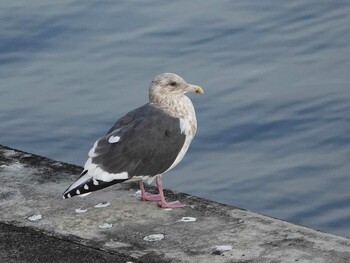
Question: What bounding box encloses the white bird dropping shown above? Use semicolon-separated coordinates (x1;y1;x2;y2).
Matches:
98;223;113;229
143;234;165;242
132;190;141;199
75;208;87;213
27;214;42;221
178;217;197;222
94;202;110;208
215;245;233;252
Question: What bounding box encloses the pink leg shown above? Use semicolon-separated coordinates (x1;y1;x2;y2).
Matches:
139;180;161;202
156;176;185;208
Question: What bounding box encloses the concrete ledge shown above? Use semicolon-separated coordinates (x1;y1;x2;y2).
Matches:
1;144;350;263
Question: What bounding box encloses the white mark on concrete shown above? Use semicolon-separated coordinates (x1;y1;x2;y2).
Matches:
214;245;233;252
143;234;165;242
98;223;113;229
1;162;23;171
108;135;120;143
3;149;17;157
27;214;42;221
75;208;87;213
178;217;196;222
132;190;141;199
95;202;110;208
129;251;148;258
164;208;173;211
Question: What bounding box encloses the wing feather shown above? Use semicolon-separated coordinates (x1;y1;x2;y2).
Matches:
90;103;186;177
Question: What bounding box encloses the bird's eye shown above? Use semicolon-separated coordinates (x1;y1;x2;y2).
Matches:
169;81;177;86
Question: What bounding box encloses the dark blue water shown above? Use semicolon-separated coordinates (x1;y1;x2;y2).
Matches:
1;1;350;238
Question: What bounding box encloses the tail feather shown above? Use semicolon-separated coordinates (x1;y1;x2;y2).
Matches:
62;170;128;199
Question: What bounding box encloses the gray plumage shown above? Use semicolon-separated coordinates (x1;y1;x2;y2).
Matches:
63;73;203;200
94;104;186;176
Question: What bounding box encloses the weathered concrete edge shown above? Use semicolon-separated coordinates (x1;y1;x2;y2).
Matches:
1;144;350;263
0;145;145;262
0;144;344;238
0;144;247;263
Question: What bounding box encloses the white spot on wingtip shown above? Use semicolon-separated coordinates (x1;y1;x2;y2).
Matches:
62;195;66;199
95;202;110;208
98;223;113;229
84;184;89;190
108;135;120;143
75;208;87;213
178;217;196;222
67;193;71;198
27;214;42;221
143;234;165;242
93;179;99;185
76;189;80;195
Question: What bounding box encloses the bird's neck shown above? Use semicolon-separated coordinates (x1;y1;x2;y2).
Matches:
150;94;197;135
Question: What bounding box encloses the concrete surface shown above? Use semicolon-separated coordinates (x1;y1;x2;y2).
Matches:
1;144;350;263
0;222;137;263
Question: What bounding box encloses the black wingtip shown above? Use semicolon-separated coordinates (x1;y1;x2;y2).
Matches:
62;178;128;200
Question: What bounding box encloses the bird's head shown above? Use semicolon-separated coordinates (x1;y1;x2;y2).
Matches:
149;73;203;102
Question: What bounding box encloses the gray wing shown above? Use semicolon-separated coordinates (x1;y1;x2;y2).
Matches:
90;103;186;177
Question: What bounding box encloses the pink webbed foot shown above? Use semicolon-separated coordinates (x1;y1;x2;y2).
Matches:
139;177;186;209
141;192;161;202
158;200;186;208
139;179;161;202
155;176;186;209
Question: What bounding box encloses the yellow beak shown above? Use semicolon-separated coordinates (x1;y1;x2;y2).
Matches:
189;85;204;94
195;86;204;94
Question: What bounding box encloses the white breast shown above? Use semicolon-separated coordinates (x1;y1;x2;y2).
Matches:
166;96;197;172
